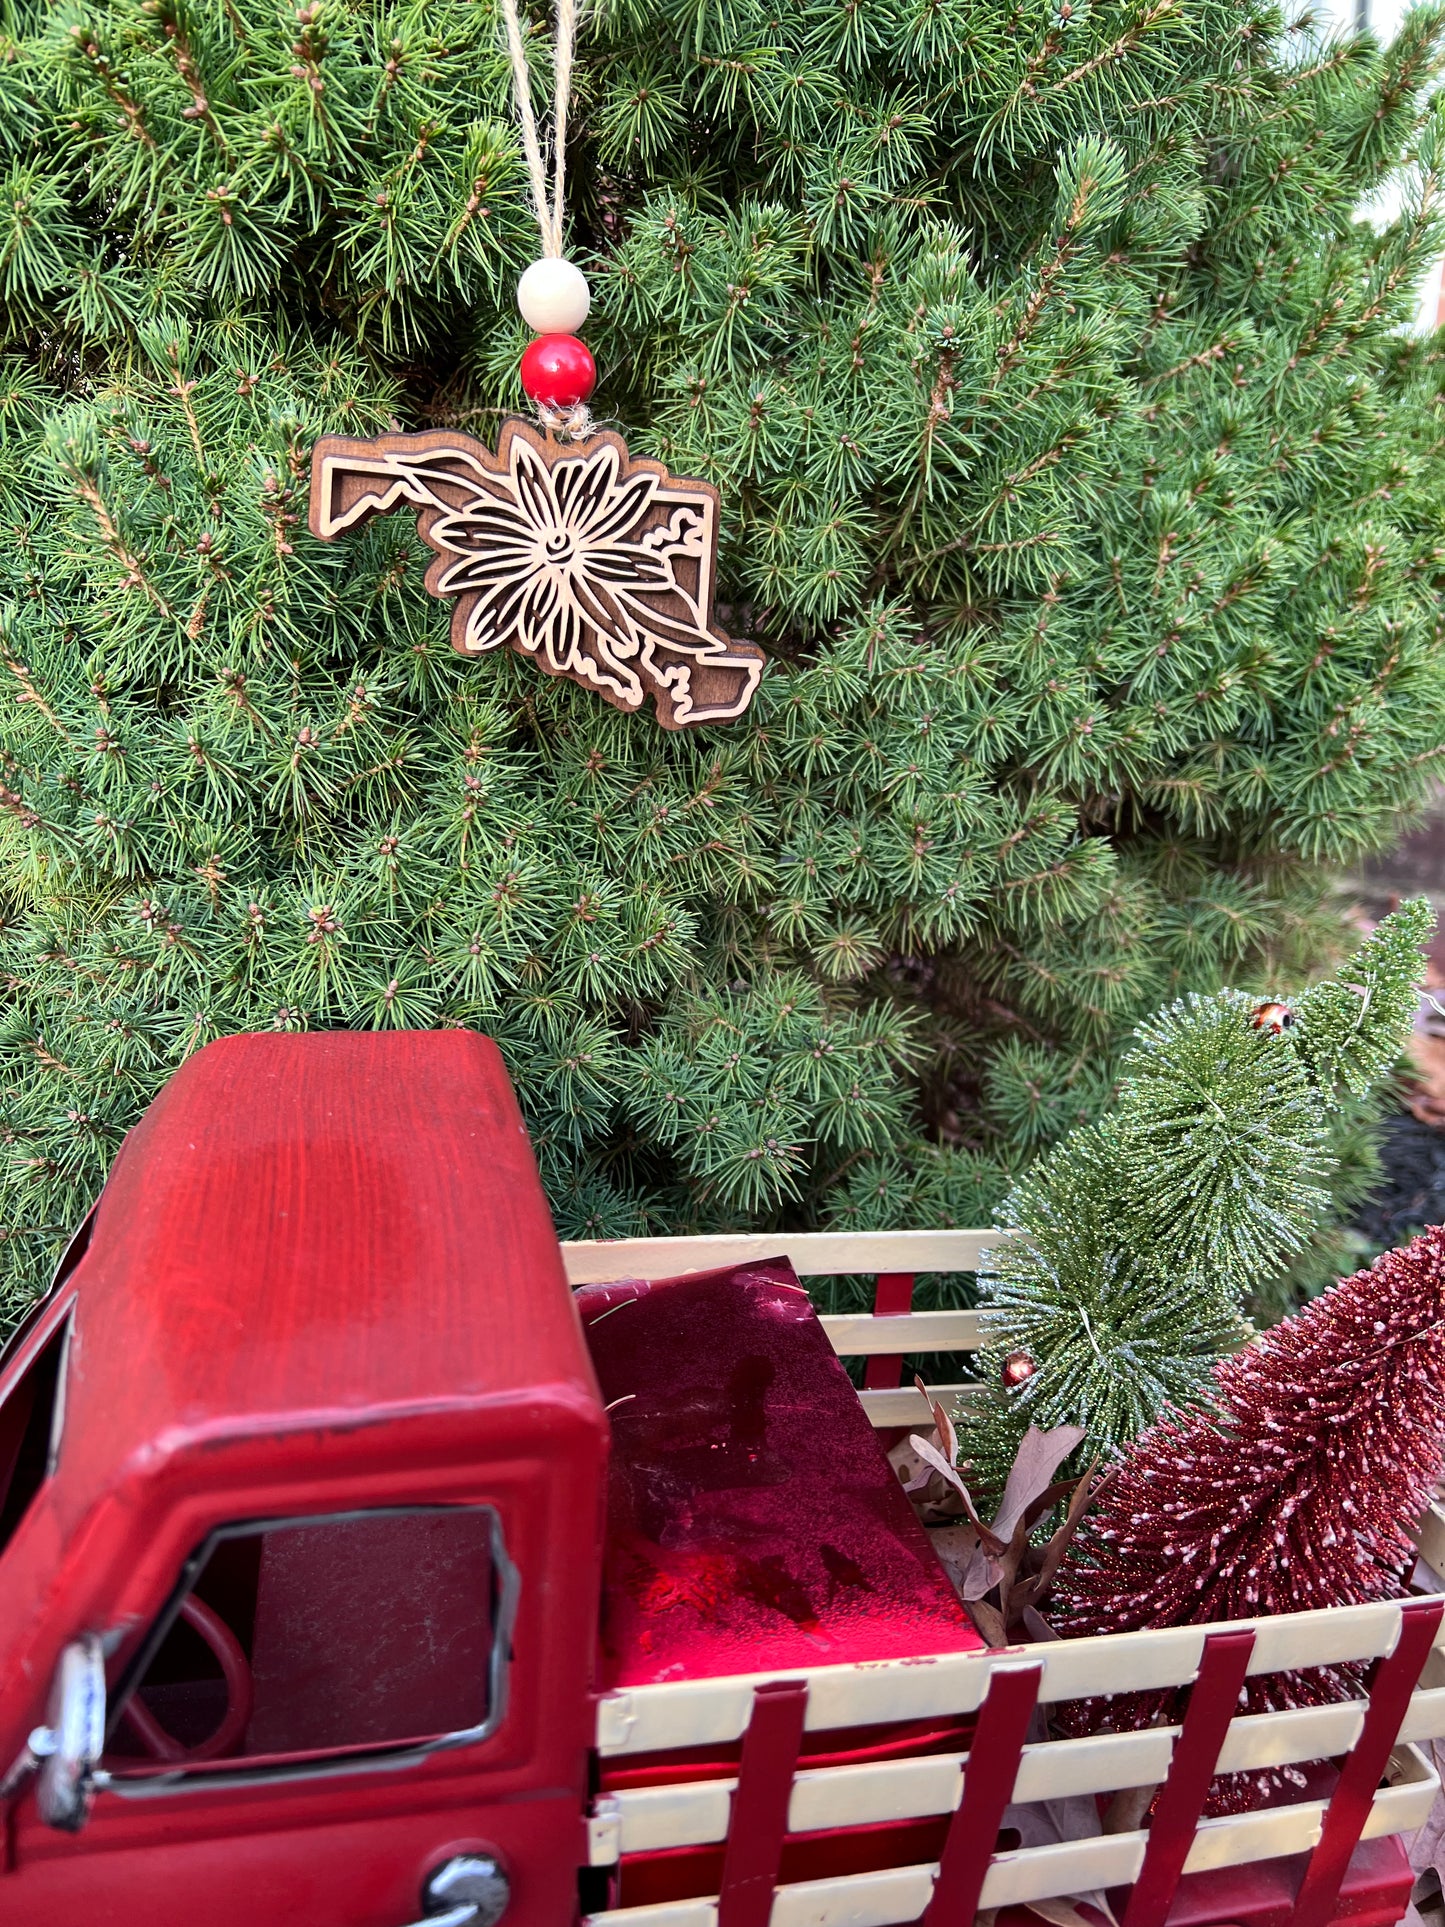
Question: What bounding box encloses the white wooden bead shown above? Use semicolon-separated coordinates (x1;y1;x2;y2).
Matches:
516;258;591;334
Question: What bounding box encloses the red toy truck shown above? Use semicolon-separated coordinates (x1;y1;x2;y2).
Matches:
2;1031;1444;1927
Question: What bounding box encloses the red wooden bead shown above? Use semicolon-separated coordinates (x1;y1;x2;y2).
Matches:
520;333;596;409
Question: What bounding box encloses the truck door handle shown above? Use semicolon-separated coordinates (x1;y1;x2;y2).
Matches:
404;1855;510;1927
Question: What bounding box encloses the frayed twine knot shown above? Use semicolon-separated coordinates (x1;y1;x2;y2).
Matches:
537;401;594;441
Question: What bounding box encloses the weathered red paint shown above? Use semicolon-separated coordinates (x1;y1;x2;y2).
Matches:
0;1031;608;1927
1121;1629;1257;1927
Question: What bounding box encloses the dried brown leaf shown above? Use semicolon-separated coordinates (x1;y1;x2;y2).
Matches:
1010;1463;1113;1623
929;1521;982;1597
994;1424;1088;1545
916;1373;959;1467
1103;1785;1158;1834
967;1596;1010;1647
910;1434;1006;1553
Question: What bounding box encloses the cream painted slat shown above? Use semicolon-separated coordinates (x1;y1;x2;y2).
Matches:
1181;1748;1436;1872
1240;1600;1406;1676
818;1310;984;1353
560;1228;1005;1284
1397;1684;1445;1741
984;1834;1147;1908
857;1382;979;1424
587;1906;714;1927
588;1695;1434;1861
583;1750;1438;1927
595;1600;1423;1757
979;1759;1445;1916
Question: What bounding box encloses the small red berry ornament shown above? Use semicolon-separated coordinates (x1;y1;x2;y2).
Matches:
520;333;596;411
1001;1349;1037;1388
1251;1000;1294;1034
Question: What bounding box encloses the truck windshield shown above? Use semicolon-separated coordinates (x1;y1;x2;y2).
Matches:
101;1504;516;1785
0;1314;71;1558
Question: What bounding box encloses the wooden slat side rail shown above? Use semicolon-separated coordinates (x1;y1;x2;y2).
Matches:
1119;1628;1256;1927
560;1228;1008;1284
820;1309;985;1354
588;1683;1428;1859
594;1598;1439;1757
582;1748;1439;1927
1292;1596;1445;1927
563;1230;997;1427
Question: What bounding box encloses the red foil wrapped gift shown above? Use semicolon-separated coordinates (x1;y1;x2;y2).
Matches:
579;1258;983;1691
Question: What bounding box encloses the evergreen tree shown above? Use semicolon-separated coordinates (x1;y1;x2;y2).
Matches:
1056;1219;1445;1809
962;900;1431;1485
4;0;1445;1325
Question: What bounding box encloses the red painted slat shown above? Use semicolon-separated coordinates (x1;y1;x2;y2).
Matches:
1122;1627;1256;1927
863;1272;916;1390
923;1662;1043;1927
716;1679;809;1927
1291;1595;1444;1927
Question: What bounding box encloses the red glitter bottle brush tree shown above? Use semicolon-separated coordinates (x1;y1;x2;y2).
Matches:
1054;1222;1445;1806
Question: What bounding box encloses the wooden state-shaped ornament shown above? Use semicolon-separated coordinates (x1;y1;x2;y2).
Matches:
308;421;765;730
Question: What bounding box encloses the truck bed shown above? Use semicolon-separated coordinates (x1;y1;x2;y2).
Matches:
563;1229;1445;1927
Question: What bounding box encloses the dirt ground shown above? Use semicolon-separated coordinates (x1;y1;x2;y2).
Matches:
1354;795;1445;979
1350;794;1445;1232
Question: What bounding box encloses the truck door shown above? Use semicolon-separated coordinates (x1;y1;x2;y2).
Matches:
6;1503;580;1927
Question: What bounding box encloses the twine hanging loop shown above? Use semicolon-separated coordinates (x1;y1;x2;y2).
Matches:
499;0;593;438
498;0;578;260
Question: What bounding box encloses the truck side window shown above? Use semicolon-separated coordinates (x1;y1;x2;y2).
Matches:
0;1315;71;1556
103;1506;514;1780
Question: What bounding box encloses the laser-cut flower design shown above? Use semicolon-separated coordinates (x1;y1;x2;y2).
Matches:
309;422;765;729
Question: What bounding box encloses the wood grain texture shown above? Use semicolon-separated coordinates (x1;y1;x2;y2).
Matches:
309;420;765;729
560;1227;1007;1282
